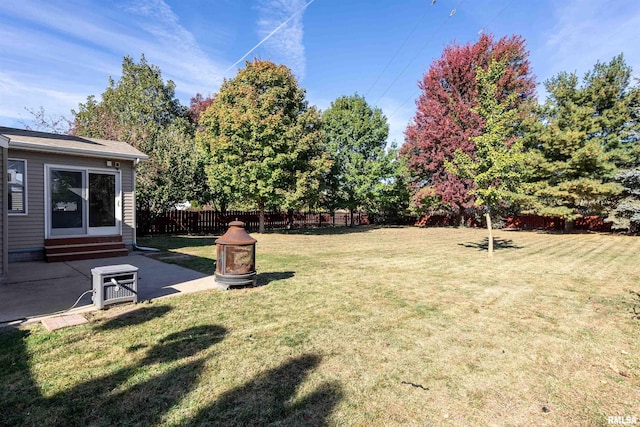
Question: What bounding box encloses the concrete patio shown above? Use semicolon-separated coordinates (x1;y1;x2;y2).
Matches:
0;253;224;325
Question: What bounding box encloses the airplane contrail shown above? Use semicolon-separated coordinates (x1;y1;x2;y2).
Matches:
224;0;316;74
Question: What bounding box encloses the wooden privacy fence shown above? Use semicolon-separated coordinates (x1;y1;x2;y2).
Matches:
137;210;369;235
503;215;612;232
413;214;613;232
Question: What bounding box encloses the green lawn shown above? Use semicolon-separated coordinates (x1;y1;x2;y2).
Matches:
2;227;639;426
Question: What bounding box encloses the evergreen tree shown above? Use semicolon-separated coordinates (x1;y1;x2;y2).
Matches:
586;55;640;232
608;169;640;233
607;104;640;232
582;55;639;162
522;55;638;231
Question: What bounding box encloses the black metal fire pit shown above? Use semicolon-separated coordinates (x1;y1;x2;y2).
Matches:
215;221;257;288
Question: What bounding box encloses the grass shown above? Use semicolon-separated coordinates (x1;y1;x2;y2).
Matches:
2;226;640;426
138;235;218;275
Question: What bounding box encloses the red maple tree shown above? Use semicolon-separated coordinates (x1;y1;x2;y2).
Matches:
188;93;215;125
400;33;535;224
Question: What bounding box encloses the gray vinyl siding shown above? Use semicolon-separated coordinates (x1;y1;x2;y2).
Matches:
121;160;135;245
0;147;6;277
7;149;136;253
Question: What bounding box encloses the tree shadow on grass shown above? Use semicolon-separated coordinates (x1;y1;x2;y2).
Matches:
0;324;227;426
183;354;343;427
48;324;227;426
0;328;39;426
256;271;295;287
459;237;523;251
94;305;173;331
1;326;343;427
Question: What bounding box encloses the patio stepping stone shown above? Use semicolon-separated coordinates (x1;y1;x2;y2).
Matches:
41;314;88;331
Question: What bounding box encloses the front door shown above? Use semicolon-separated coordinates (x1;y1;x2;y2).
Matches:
47;166;121;238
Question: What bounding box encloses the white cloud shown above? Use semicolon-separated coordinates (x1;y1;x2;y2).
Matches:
542;0;640;82
0;0;228;128
0;72;89;124
123;0;227;96
256;0;309;81
0;3;131;78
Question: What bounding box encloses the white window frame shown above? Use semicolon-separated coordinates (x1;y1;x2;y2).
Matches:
8;158;28;216
44;164;122;238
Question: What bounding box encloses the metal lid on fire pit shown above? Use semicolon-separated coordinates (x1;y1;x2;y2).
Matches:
216;221;257;245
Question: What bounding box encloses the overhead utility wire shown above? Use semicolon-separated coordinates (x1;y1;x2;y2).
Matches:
387;0;516;121
373;0;465;108
477;0;516;36
364;4;435;99
225;0;316;74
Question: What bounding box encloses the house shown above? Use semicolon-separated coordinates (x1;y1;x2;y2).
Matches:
0;127;148;282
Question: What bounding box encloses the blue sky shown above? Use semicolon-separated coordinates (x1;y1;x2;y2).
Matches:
1;0;639;145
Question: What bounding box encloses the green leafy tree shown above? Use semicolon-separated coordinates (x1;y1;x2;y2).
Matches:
136;122;210;211
72;55;210;211
321;94;395;223
522;55;636;231
197;59;330;233
368;150;412;224
401;34;535;225
448;59;527;256
73;55;186;148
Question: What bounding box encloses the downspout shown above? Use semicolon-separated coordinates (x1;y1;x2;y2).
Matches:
132;157;158;252
1;145;9;281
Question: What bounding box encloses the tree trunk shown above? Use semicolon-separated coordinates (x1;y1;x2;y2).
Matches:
350;208;355;227
486;212;494;258
564;218;575;233
259;202;265;234
457;205;465;228
287;209;294;229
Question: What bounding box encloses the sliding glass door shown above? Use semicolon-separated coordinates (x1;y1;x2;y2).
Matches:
50;169;85;235
47;166;121;237
88;172;119;235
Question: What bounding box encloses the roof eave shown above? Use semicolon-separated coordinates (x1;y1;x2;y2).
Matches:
8;141;149;162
